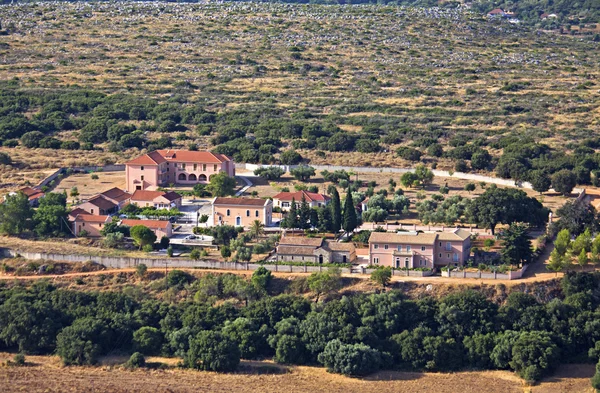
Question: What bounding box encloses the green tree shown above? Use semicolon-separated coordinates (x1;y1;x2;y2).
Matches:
464;183;476;194
317;339;382;377
571;228;592;256
251;266;272;293
33;192;69;237
222;317;268;359
414;164;434;187
249;220;264;240
547;249;564;277
207;172;236;197
499;224;533;266
467;187;549;235
591;359;600;392
133;327;163;355
126;352;146;368
254;166;285;180
185;331;240;372
307;268;342;302
220;246;232;259
0;192;33;235
209;225;238;246
330;188;342;233
529;170;551;194
283;198;298;229
69;186;79;199
342;188;357;234
509;331;560;383
130;225;157;249
298;195;311;229
190;248;201;261
371;267;392;289
577;249;589;271
136;263;148;279
280;149;302;165
290;165;316;181
471;149;491;170
401;172;419;188
554;228;571;256
551;169;577;196
56;318;104;365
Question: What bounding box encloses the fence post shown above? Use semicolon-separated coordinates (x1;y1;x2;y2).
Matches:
290;264;292;273
275;264;278;272
304;264;307;273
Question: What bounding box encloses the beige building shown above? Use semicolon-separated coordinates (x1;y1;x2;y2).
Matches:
99;187;132;209
368;229;471;269
124;150;235;192
276;236;357;264
71;214;110;237
211;197;273;227
76;195;118;216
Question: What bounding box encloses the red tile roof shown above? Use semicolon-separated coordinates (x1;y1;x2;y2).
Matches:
273;190;330;203
68;208;90;219
131;190;181;202
213;197;269;206
121;219;170;229
19;187;44;200
73;214;110;223
125;150;231;166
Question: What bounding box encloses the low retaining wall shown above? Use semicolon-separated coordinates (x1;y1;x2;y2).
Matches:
0;249;352;274
363;268;433;277
441;264;528;280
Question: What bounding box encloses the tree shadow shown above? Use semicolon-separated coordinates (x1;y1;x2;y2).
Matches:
362;370;424;381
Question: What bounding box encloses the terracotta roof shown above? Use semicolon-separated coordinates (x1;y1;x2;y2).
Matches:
125;150;231;166
436;228;472;241
100;187;132;202
131;190;181;202
279;236;324;247
74;214;110;223
85;195;117;211
325;240;356;252
19;187;44;200
273;190;331;203
68;208;90;218
277;245;318;256
121;219;170;229
213;197;269;206
369;231;438;245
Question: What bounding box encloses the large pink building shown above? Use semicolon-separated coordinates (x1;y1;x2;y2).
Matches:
368;229;471;269
211;197;273;227
125;150;235;192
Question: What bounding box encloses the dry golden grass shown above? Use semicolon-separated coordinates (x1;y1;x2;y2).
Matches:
53;171;126;203
0;352;594;393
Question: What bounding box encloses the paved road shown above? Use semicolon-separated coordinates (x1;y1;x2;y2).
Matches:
239;163;584;194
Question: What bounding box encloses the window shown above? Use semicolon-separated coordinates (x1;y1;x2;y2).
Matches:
453;253;459;262
397;245;402;251
246;210;250;217
141;175;144;181
406;245;411;252
226;209;230;216
374;244;379;249
421;246;426;251
91;209;94;215
82;223;85;226
439;242;442;247
447;254;450;258
446;242;452;251
214;164;218;171
255;210;259;217
182;163;186;170
203;164;207;171
141;166;144;170
282;202;290;208
439;253;442;258
420;259;424;266
384;244;389;250
374;257;379;264
193;164;197;171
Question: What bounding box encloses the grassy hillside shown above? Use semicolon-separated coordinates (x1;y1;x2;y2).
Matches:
0;2;598;189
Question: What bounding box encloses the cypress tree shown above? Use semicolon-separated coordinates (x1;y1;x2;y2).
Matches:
298;194;311;230
342;188;357;234
330;188;342;233
285;198;298;229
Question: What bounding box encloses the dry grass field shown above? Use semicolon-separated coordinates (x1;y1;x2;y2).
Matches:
53;170;126;202
0;353;594;393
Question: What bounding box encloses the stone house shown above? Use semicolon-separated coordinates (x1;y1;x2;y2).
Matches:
276;236;357;264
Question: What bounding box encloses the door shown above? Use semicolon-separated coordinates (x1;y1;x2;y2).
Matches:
405;258;409;268
395;257;400;268
319;255;323;264
342;255;347;263
236;216;241;226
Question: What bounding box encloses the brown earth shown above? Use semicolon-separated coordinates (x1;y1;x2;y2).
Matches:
0;353;594;393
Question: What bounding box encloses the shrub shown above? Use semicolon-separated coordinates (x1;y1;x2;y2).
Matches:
133;327;163;355
185;331;240;372
318;339;382;376
126;352;146;368
167;270;193;288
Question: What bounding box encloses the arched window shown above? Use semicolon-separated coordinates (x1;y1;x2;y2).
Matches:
226;209;230;216
246;210;250;217
255;210;259;217
178;173;187;181
141;166;144;171
199;174;207;182
188;174;197;181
